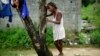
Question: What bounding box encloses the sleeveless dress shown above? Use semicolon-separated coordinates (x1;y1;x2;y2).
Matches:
53;10;65;41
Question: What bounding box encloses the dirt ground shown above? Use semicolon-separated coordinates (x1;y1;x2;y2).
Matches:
0;48;100;56
52;48;100;56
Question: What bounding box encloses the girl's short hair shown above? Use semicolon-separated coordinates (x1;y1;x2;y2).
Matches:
47;2;57;9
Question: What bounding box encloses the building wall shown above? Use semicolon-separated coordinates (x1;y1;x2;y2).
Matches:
0;0;81;32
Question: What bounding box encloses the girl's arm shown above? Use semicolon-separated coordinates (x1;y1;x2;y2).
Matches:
46;12;62;24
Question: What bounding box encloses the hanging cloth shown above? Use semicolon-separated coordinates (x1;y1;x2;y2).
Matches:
0;0;12;22
18;0;29;19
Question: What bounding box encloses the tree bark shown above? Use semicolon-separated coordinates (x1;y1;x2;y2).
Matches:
16;0;53;56
38;0;53;56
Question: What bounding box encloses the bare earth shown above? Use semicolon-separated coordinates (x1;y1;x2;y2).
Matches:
52;48;100;56
12;48;100;56
1;48;100;56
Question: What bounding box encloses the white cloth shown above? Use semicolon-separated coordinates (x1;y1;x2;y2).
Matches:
1;0;13;6
1;0;9;4
53;10;65;41
11;0;14;5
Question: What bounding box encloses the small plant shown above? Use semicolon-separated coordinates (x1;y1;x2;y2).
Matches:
90;29;100;46
0;27;32;49
79;33;87;44
46;26;53;46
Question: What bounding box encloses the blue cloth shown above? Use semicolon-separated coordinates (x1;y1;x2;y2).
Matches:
19;0;29;19
0;0;12;22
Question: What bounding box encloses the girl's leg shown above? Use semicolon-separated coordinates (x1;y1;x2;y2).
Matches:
54;39;64;56
58;40;63;55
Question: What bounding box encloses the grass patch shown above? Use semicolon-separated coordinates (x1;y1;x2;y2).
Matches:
0;26;54;49
81;4;94;20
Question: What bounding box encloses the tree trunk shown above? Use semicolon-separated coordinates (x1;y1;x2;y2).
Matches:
38;0;53;56
16;0;53;56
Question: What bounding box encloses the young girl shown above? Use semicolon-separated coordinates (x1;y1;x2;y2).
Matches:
46;2;65;56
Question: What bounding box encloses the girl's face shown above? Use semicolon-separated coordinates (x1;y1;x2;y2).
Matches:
13;0;19;9
47;5;55;13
